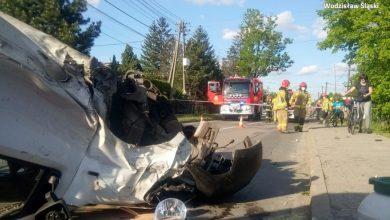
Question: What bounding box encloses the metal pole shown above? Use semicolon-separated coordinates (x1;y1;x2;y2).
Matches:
347;63;351;90
325;82;328;94
182;22;186;94
334;65;336;94
168;22;182;99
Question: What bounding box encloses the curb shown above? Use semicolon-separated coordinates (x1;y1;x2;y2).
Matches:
307;124;333;220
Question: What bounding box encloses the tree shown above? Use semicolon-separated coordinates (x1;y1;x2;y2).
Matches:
222;36;241;77
186;26;222;99
141;17;174;79
225;9;293;77
0;0;101;55
111;55;119;75
318;0;390;123
119;45;142;74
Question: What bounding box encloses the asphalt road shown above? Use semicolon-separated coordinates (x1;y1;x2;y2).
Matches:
185;119;311;219
72;119;312;220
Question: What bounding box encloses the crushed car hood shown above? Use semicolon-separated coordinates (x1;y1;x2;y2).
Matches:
0;11;192;206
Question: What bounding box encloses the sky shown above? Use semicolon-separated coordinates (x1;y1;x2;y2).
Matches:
85;0;358;100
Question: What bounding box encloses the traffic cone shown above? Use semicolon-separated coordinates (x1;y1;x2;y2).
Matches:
238;115;244;128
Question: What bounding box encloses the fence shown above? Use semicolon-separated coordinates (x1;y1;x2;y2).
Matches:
169;99;219;115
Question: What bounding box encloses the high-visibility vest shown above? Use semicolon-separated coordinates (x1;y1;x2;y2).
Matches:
322;98;332;111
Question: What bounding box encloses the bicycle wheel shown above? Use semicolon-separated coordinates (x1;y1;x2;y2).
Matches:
332;115;337;127
350;109;357;134
347;114;352;133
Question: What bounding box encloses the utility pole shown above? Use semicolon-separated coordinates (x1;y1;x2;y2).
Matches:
168;21;186;98
347;63;351;90
182;22;187;95
325;81;328;94
334;65;337;94
168;22;182;87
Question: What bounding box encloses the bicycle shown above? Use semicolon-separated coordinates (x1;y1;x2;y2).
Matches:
346;99;362;134
331;106;344;127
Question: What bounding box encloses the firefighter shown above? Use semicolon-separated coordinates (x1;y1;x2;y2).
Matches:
290;82;311;132
265;95;273;122
273;80;290;133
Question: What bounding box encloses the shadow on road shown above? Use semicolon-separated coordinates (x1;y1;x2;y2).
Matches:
221;159;310;203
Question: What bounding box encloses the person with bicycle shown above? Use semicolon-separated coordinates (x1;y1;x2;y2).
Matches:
345;74;373;133
331;97;344;127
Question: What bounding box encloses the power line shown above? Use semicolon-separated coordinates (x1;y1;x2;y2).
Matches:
129;0;159;20
135;0;176;25
149;0;182;21
134;0;162;18
101;31;126;44
88;3;146;38
95;41;144;47
120;0;155;22
142;0;177;25
104;0;150;28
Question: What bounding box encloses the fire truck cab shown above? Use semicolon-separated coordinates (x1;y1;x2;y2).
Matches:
207;75;263;119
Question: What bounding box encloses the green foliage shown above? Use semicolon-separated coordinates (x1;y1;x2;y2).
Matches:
318;0;390;122
185;26;222;99
0;0;101;55
119;45;142;74
144;73;185;99
110;55;119;75
225;9;293;77
222;36;241;77
141;17;174;79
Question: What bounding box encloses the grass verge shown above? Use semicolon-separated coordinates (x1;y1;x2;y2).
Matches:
176;113;223;123
372;121;390;139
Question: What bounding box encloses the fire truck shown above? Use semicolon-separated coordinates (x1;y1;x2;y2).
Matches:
207;75;263;119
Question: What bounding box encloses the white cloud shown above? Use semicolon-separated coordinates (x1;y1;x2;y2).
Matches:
87;0;101;7
222;29;238;40
333;63;358;75
298;65;319;75
276;11;308;33
312;18;327;40
188;0;246;6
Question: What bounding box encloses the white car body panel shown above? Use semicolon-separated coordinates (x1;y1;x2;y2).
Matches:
0;11;191;207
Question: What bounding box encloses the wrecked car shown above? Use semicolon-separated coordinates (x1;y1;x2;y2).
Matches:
0;11;262;219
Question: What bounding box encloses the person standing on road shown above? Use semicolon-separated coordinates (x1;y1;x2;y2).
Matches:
273;80;290;133
345;74;373;133
315;98;322;121
289;82;311;132
321;94;332;126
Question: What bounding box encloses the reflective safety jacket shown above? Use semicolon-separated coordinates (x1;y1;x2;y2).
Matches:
273;89;288;110
289;90;311;109
322;97;333;111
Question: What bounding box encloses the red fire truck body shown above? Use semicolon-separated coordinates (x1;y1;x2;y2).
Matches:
207;75;263;119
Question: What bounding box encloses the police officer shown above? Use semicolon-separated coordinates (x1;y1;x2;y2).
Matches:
290;82;311;132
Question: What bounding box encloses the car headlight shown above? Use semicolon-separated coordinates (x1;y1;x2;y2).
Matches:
154;198;187;220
